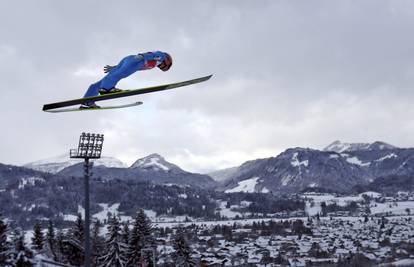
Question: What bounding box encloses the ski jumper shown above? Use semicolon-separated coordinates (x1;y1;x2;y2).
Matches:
84;51;168;98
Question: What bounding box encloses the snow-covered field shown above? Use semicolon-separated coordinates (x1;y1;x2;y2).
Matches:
152;214;414;229
302;192;414;216
225;177;260;193
57;191;414;226
93;203;121;221
371;201;414;215
303;193;363;206
379;258;414;267
303;193;363;216
217;201;243;219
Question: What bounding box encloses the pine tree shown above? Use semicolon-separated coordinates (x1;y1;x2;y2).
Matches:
91;220;104;267
121;221;130;246
45;220;57;261
127;209;154;266
137;210;154;245
66;213;84;266
99;216;126;267
73;213;85;244
173;229;195;267
31;221;44;251
13;229;34;267
55;229;66;264
0;215;12;266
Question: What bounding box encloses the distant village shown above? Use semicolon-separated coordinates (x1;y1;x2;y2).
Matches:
156;214;414;266
1;191;413;266
155;191;414;266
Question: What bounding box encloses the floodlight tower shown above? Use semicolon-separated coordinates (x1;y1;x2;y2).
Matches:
70;132;104;267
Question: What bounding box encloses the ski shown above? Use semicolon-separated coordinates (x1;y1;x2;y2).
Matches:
43;75;212;111
44;101;143;113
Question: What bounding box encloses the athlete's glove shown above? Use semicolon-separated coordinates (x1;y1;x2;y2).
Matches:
103;65;116;73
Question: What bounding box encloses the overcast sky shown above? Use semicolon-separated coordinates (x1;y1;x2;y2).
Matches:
1;0;414;173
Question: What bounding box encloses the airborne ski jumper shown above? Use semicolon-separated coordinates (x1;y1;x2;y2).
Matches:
82;51;173;108
42;51;212;113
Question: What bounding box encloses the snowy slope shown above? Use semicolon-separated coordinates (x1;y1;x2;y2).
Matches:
324;140;397;153
24;153;127;173
225;177;260;193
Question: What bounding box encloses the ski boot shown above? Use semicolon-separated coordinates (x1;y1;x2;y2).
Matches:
99;88;127;95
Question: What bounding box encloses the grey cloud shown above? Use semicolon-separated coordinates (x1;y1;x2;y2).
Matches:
1;0;414;172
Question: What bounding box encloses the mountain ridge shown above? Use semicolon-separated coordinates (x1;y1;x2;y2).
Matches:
323;140;397;153
15;140;414;194
56;153;217;189
218;141;413;194
24;153;127;174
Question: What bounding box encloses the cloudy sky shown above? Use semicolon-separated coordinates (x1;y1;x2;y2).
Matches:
1;0;414;173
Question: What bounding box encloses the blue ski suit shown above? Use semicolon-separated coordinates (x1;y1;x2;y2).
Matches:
84;51;168;98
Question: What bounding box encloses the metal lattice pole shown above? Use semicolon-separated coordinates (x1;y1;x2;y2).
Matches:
84;158;91;267
70;133;104;267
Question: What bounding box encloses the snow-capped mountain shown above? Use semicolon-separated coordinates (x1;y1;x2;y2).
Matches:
221;141;414;194
221;148;371;194
324;140;397;153
0;160;220;229
14;141;414;194
57;153;217;189
24;153;127;174
130;153;182;173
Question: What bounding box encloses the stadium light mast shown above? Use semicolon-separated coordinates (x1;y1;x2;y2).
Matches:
70;132;104;267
